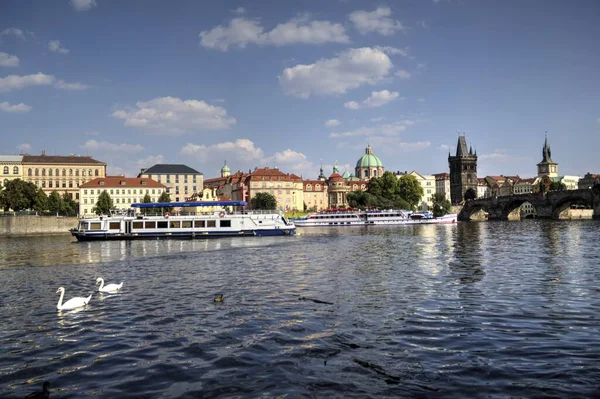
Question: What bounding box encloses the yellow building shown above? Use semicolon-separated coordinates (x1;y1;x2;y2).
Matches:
22;153;106;200
245;167;303;211
303;179;328;211
79;176;166;216
138;164;203;203
0;155;23;189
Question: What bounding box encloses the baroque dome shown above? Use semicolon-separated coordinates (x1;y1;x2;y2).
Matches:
221;162;230;173
355;145;382;168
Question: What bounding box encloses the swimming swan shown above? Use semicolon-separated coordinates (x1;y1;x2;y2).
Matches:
56;287;92;310
96;277;123;293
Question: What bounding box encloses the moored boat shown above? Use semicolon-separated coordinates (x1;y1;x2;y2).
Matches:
293;210;365;227
294;209;457;227
70;201;296;241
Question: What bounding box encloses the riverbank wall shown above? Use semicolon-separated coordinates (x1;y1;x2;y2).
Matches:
0;216;77;236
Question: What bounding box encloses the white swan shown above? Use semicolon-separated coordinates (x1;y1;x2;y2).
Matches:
56;287;92;310
96;277;123;293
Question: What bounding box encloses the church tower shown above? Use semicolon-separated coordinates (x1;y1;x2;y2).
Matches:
448;135;478;204
537;135;558;178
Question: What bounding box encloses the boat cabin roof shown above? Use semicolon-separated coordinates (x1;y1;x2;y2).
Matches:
131;200;247;208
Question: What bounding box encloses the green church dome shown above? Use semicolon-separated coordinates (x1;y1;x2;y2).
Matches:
221;162;230;173
355;145;382;168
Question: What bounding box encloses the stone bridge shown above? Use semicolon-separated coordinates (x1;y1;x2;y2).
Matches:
459;187;600;221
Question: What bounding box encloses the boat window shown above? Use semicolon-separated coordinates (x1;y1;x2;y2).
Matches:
207;220;216;228
169;221;180;229
145;221;156;229
194;220;205;228
132;221;144;229
90;222;102;230
157;221;168;229
79;222;87;229
109;222;120;230
181;221;192;228
220;220;231;228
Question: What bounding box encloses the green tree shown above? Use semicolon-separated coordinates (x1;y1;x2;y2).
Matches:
251;192;277;210
157;191;173;213
47;191;63;215
93;190;114;215
141;193;152;215
33;188;49;214
397;174;424;210
432;193;452;217
61;193;78;216
0;179;37;211
549;181;566;191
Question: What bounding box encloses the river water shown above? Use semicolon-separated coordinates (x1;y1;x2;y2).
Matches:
1;220;599;398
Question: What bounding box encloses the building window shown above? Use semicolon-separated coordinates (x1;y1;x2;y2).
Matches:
95;169;99;177
13;167;19;175
76;170;79;176
49;181;53;188
3;166;8;174
69;169;72;176
55;169;59;176
49;169;53;177
62;169;66;177
82;169;86;176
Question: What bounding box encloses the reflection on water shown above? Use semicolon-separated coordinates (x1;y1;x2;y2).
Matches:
1;221;600;398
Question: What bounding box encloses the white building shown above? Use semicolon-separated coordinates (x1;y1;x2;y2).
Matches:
560;175;581;190
79;176;166;216
433;173;451;202
139;164;203;203
409;171;436;211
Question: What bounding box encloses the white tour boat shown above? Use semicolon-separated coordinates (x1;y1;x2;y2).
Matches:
293;210;365;227
294;209;457;227
362;209;458;225
70;201;296;241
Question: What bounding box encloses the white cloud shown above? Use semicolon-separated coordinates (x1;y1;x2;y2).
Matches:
344;101;361;110
48;40;70;54
395;69;411;79
17;143;31;152
199;16;349;51
113;96;236;135
181;139;264;163
1;28;33;40
232;7;246;14
137;155;166;170
71;0;97;11
54;80;90;90
349;7;405;36
330;120;415;139
279;47;393;98
324;119;341;127
344;89;399;110
80;140;144;153
267;149;315;175
0;73;55;92
0;52;19;67
375;46;410;57
0;101;32;113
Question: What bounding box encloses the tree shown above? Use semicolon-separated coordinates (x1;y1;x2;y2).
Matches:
432;193;452;217
0;179;38;212
33;189;49;214
157;191;173;213
141;193;152;215
47;191;62;215
61;193;78;216
397;175;424;210
93;190;114;215
251;192;277;210
549;181;566;191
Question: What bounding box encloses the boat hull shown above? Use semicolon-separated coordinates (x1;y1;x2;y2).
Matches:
71;228;294;241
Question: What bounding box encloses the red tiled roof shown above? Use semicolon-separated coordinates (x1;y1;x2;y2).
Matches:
79;177;165;188
247;167;302;181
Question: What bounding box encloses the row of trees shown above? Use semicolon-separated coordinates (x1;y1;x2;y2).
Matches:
0;179;78;216
346;171;452;216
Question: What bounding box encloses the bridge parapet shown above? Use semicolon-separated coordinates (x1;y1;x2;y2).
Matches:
459;188;599;221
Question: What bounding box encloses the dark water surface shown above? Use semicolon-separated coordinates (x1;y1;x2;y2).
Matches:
1;221;600;398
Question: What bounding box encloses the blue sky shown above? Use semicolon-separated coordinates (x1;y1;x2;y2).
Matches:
1;0;599;180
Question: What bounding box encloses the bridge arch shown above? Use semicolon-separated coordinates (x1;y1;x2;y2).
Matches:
503;197;539;220
459;201;489;221
551;194;593;219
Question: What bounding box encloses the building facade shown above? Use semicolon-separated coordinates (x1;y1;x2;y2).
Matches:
0;155;23;189
433;173;451;202
578;173;600;189
410;171;436;210
22;153;106;200
303;179;328;211
244;167;304;211
139;164;203;203
448;135;478;204
79;176;166;216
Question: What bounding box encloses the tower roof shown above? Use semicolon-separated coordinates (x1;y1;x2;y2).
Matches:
355;145;383;168
540;135;555;164
456;136;469;157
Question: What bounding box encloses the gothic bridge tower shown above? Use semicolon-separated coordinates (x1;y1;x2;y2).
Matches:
448;135;478;204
